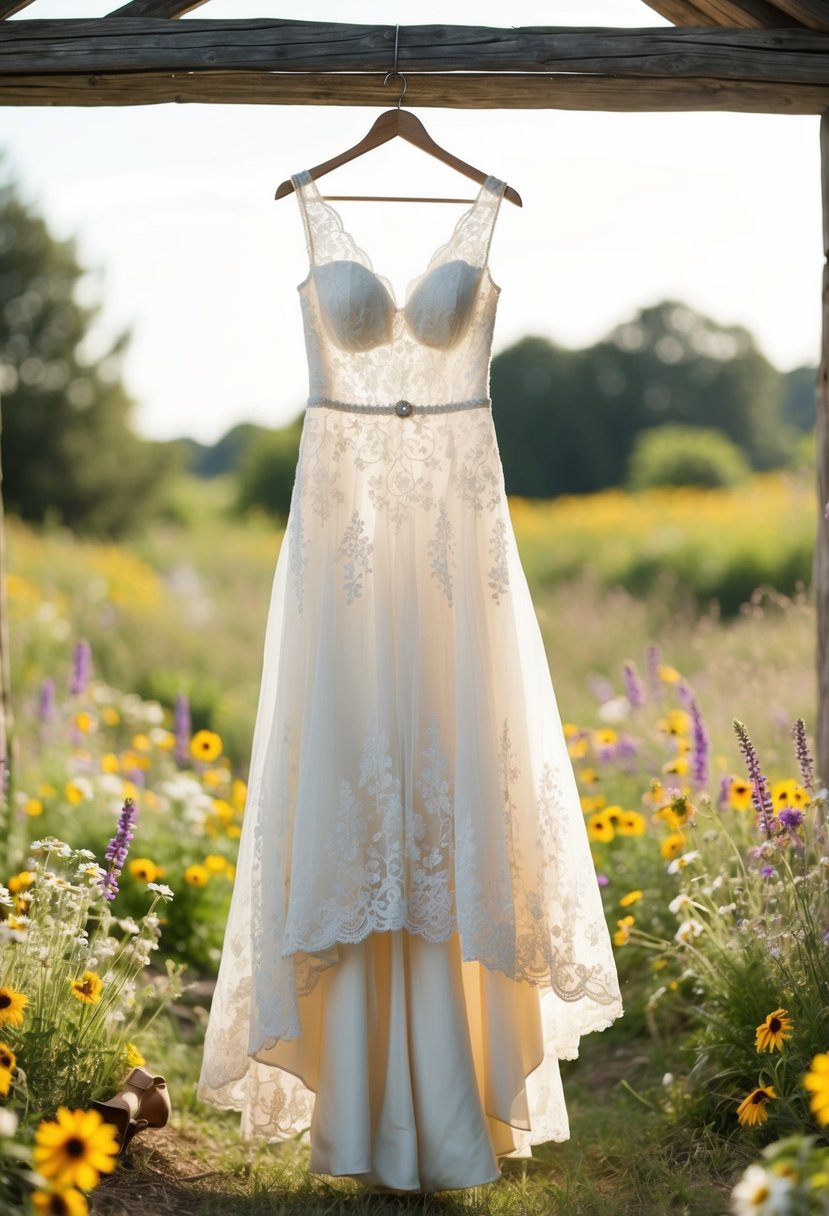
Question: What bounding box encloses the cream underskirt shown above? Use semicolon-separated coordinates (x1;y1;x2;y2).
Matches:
253;927;569;1193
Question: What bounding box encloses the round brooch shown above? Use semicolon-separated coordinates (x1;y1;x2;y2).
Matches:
395;399;413;417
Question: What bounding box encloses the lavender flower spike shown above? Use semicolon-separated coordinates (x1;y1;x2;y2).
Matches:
174;690;191;767
733;719;775;837
38;677;56;723
622;661;646;708
69;639;92;697
646;643;662;698
99;796;138;902
690;699;710;789
791;718;816;793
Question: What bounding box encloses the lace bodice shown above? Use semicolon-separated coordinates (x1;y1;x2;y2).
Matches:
291;169;507;407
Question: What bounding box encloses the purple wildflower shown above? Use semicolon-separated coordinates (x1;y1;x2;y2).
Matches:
646;643;662;698
690;700;710;789
69;639;92;697
778;806;804;831
760;865;775;878
676;681;695;709
717;774;731;809
791;718;815;793
99;796;138;902
38;677;56;723
588;674;615;705
597;873;609;887
733;719;775;837
174;690;191;767
622;662;646;708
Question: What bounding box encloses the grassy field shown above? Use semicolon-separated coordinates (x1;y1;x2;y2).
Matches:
3;471;825;1215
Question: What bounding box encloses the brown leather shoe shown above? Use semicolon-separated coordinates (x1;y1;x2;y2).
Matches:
126;1067;171;1129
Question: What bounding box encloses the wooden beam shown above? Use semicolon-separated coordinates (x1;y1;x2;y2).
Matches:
640;1;716;23
689;0;807;24
106;1;210;16
0;0;35;17
0;69;825;112
817;109;829;783
1;21;828;85
769;0;829;30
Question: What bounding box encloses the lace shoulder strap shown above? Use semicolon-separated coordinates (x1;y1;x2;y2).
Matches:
426;175;507;274
290;169;373;270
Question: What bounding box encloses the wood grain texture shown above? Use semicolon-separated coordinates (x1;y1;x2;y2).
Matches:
0;69;825;111
769;0;829;31
689;0;806;25
1;21;828;84
106;1;210;16
640;2;715;23
0;0;35;17
817;109;829;784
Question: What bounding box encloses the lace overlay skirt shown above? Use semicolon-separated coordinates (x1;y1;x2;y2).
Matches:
196;403;623;1175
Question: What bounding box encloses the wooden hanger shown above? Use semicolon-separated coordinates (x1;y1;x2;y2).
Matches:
274;69;522;207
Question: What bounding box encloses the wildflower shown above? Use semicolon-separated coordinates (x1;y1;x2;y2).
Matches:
730;1163;793;1215
0;986;28;1027
70;971;103;1005
587;813;614;843
661;755;689;776
69;639;93;698
754;1008;793;1053
124;1042;145;1067
803;1052;829;1126
622;661;646;707
65;779;93;805
661;832;686;860
689;700;709;788
101;706;120;726
146;881;174;900
231;778;247;809
674;919;704;944
667;849;701;875
596;873;609;887
33;1107;119;1191
645;642;663;696
128;857;159;883
204;854;229;874
39;676;56;723
190;729;222;764
32;1189;89;1215
619;890;643;908
0;886;10;907
613;915;635;946
0;1042;16;1073
658;664;681;684
760;865;776;879
99;796;138;902
615;810;647;835
657;709;691;737
736;1085;777;1127
733;720;775;837
790;718;815;794
174;690;192;766
777;807;805;831
184;863;210;887
668;892;692;914
0;1067;11;1097
72;712;95;735
728;778;753;811
771;779;810;811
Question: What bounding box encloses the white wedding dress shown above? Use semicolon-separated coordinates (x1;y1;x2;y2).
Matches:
196;169;624;1192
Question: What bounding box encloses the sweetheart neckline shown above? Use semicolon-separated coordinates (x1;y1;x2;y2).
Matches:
306;257;485;318
298;171;502;311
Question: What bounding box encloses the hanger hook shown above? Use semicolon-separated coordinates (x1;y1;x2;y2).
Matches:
382;25;406;109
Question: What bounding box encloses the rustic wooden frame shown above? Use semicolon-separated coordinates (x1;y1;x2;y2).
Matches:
0;0;828;780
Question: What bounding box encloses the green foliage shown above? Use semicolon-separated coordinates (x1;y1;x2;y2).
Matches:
0;167;181;537
234;416;304;521
626;425;752;491
491;301;799;498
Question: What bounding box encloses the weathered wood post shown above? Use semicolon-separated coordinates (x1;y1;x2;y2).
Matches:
817;110;829;785
0;395;13;809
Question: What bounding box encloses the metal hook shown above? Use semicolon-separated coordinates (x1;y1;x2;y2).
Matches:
382;24;407;109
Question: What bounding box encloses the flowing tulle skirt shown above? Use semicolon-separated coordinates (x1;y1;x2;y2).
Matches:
197;404;623;1189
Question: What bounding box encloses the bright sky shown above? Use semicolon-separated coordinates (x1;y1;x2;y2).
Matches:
0;0;821;443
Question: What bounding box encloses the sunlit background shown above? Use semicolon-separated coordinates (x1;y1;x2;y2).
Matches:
0;0;821;443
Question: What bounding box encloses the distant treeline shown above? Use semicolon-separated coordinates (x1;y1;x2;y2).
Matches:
0;162;815;538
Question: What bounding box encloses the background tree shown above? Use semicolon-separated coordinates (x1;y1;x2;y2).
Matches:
0;168;180;536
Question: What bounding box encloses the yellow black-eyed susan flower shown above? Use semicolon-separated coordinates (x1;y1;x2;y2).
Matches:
32;1187;89;1215
33;1107;119;1191
184;864;210;888
729;778;753;811
0;1066;11;1097
587;814;614;843
0;986;28;1028
204;854;228;874
619;890;643;908
755;1008;794;1053
736;1085;777;1126
771;779;810;811
660;832;686;860
24;798;44;817
69;971;103;1005
656;709;691;736
128;858;160;883
580;794;606;815
123;1042;145;1068
616;811;647;836
803;1052;829;1126
0;1042;16;1072
613;915;635;947
661;756;689;776
190;730;223;763
7;871;35;894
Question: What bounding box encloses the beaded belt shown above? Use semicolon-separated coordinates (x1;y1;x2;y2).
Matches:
307;396;491;417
